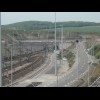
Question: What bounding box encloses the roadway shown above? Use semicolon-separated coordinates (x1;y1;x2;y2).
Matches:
47;41;89;87
12;41;90;87
13;42;70;87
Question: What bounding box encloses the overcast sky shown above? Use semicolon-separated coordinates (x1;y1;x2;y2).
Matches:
1;12;100;25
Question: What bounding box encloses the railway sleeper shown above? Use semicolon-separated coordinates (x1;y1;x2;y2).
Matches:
3;56;45;86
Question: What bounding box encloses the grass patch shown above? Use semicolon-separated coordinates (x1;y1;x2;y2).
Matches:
92;65;100;78
89;44;100;59
57;43;76;68
64;43;76;68
89;64;100;86
67;43;76;50
65;52;75;68
64;26;100;33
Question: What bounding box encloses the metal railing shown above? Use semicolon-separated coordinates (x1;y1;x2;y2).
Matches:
90;77;100;87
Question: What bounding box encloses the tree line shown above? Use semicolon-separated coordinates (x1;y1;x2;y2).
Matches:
2;21;100;30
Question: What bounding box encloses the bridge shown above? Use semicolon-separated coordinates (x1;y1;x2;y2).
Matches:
19;38;90;43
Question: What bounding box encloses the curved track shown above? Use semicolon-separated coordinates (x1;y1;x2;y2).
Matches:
3;55;45;86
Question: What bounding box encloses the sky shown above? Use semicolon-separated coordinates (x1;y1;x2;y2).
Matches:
1;12;100;25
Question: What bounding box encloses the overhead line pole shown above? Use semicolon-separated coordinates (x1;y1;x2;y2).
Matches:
0;12;2;87
55;12;57;76
54;12;58;87
77;43;79;86
76;40;79;86
61;25;64;65
10;45;13;87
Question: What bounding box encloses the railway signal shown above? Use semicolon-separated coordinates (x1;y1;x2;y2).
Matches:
53;45;59;51
76;40;79;43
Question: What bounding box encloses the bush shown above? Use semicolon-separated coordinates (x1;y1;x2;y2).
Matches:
89;45;100;59
90;77;97;84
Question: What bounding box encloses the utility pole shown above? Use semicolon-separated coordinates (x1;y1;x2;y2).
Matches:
54;12;57;76
88;61;90;87
86;38;92;87
38;32;40;40
77;43;79;86
44;43;47;57
0;12;2;87
10;45;13;87
54;12;58;87
89;38;90;87
31;43;32;54
69;32;70;38
93;41;95;57
76;40;79;86
12;32;14;56
61;25;64;65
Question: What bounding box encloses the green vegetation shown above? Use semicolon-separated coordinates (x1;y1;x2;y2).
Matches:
64;26;100;33
2;21;100;41
2;21;53;30
81;54;100;87
89;45;100;59
57;43;76;68
85;41;91;49
79;64;100;87
65;51;75;68
67;43;76;50
89;64;100;86
91;65;100;78
2;21;100;32
64;43;76;68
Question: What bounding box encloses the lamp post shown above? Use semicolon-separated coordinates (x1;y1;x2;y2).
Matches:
85;38;93;87
54;12;57;76
10;45;13;87
76;40;79;86
88;61;90;87
12;32;14;56
7;44;13;87
54;12;58;87
61;25;64;65
0;12;2;87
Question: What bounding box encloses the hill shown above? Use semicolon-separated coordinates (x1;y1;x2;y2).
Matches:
2;21;100;30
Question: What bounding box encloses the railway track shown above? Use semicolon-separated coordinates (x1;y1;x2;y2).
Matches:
3;51;44;72
3;44;53;62
3;49;44;62
3;46;53;72
2;55;45;86
2;45;53;86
